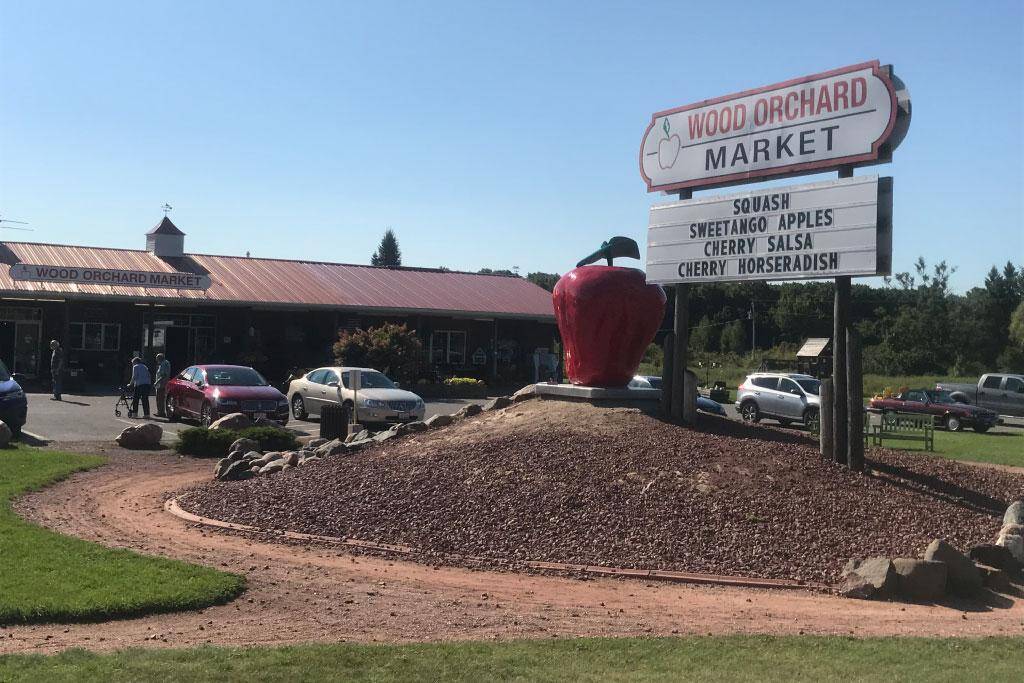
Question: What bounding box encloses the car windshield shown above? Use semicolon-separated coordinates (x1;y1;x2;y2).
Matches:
205;367;268;386
795;378;820;395
345;371;395;389
925;390;955;404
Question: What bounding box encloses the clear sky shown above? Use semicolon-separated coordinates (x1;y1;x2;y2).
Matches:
1;1;1021;291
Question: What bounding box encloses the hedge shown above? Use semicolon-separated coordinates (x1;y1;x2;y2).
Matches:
174;425;298;458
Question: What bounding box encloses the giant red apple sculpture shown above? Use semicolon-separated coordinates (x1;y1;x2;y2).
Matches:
553;236;666;387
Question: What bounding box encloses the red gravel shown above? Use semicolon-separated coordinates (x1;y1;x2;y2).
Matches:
181;401;1023;584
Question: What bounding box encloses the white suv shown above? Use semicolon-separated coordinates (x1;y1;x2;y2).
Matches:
736;373;821;428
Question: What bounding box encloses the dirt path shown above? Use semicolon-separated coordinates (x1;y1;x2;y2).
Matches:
4;446;1024;654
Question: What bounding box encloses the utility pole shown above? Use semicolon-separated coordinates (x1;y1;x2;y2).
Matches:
750;300;757;351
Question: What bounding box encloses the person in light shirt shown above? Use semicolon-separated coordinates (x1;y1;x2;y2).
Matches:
129;357;152;419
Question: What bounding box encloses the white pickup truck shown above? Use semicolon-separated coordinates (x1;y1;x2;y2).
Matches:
935;374;1024;418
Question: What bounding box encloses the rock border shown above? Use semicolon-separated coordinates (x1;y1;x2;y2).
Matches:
166;495;827;592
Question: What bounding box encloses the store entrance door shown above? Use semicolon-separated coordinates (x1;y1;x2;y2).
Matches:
0;322;15;372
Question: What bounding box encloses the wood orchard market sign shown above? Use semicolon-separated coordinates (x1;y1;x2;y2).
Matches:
646;175;892;284
639;61;909;193
9;263;212;290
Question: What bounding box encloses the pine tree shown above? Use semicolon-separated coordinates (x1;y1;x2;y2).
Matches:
371;229;402;267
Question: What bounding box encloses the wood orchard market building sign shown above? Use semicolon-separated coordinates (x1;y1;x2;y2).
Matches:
9;263;212;290
639;61;909;193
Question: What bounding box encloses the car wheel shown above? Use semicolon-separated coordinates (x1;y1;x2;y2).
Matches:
200;402;214;428
11;424;21;438
740;401;760;424
292;394;307;420
945;414;962;432
973;425;990;434
803;408;820;432
166;395;180;422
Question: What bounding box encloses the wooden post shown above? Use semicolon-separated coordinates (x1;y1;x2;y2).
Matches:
672;188;693;423
833;275;850;465
832;164;854;467
683;369;698;423
847;327;865;472
820;377;834;461
661;332;674;417
672;284;690;422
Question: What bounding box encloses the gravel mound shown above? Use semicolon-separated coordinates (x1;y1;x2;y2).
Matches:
181;402;1023;583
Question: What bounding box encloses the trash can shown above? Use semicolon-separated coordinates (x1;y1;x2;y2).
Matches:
320;403;350;441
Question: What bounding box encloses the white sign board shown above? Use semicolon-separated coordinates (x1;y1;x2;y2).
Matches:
640;61;907;193
646;175;892;284
9;264;211;290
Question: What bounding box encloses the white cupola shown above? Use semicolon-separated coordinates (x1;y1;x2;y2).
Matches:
146;216;185;258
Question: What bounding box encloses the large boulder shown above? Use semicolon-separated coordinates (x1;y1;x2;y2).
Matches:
346;429;371;444
924;539;983;596
839;557;897;599
219;459;252;481
209;413;252;431
306;438;328;449
455;403;482;418
253;416;285;429
968;544;1021;574
0;421;11;448
259;462;285;475
214;457;232;479
484;396;513;411
116;422;163;449
424;414;453;429
996;528;1024;563
1004;500;1024;527
229;438;259;456
405;420;428;432
512;384;537;402
316;439;349;457
893;558;947;601
976;564;1012;593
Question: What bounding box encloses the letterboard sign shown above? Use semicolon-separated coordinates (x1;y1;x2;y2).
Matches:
639;61;910;193
646;175;892;284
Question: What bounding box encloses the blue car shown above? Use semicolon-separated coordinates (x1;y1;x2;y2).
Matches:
631;375;727;416
0;361;27;436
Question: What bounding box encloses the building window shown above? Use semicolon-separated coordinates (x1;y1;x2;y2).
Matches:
69;322;120;351
430;330;467;365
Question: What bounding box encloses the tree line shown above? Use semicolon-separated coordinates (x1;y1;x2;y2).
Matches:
683;259;1024;376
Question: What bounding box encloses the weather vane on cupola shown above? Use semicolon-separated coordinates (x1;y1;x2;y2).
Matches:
161;203;173;216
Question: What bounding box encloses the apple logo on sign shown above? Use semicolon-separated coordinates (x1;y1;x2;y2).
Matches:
658;118;680;170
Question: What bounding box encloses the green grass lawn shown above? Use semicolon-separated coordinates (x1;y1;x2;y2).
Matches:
2;636;1023;682
882;428;1024;468
0;444;245;624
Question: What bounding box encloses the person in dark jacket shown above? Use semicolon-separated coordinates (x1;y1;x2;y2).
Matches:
49;340;63;401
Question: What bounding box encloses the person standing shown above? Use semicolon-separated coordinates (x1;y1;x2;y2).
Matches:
154;353;171;418
129;357;152;419
49;340;63;401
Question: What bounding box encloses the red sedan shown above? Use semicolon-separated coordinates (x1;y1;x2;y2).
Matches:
165;364;289;427
868;389;998;433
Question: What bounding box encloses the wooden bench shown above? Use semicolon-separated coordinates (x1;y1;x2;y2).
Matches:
870;412;934;452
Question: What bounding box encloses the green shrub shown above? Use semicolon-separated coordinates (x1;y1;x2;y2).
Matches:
443;377;485;387
174;426;298;458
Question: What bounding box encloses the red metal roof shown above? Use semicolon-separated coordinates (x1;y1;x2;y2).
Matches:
0;241;555;320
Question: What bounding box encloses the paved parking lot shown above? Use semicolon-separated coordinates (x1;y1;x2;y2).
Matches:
21;392;1021;444
22;393;486;443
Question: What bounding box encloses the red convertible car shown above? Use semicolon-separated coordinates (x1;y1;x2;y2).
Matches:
165;364;289;427
868;389;998;433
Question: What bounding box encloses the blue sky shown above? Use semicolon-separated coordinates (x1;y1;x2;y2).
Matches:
1;0;1021;291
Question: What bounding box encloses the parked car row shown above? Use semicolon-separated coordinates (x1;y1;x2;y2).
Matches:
163;364;426;428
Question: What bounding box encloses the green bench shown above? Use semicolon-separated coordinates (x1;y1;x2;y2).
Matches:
870;412;935;452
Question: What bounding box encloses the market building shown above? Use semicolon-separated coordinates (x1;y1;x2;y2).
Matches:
0;218;557;388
